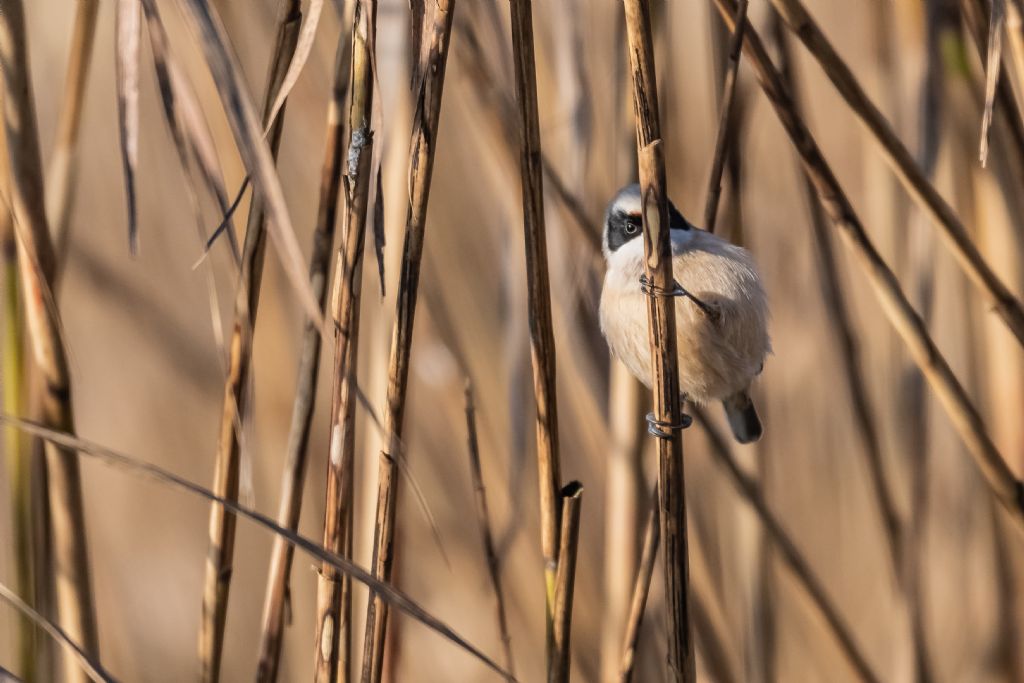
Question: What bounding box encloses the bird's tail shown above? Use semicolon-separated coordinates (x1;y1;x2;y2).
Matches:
722;390;762;444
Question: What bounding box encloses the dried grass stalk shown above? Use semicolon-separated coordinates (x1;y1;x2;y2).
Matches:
622;1;696;679
198;5;301;680
507;0;565;667
714;0;1024;525
618;492;658;683
550;483;583;683
360;3;457;681
768;0;1024;348
0;4;99;681
256;25;353;683
315;1;377;680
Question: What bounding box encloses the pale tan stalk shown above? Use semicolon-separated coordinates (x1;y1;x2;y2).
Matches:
0;3;98;681
550;483;583;683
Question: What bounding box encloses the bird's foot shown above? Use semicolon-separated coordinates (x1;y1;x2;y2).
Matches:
645;411;693;439
639;274;719;321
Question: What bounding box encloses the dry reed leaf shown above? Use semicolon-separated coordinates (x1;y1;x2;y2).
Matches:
261;0;325;137
0;582;114;683
115;0;142;254
372;163;386;296
0;416;514;682
981;0;1007;165
174;0;324;328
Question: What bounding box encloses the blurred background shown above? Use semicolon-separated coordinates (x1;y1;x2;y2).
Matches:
3;0;1024;681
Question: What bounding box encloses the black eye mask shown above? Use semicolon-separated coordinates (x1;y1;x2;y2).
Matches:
605;202;691;253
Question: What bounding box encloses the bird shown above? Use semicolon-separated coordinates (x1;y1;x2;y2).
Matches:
599;184;770;444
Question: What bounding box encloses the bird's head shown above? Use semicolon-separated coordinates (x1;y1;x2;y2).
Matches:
602;183;692;259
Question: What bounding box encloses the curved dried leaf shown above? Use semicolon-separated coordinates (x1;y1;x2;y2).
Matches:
115;0;142;253
981;0;1007;166
263;0;325;136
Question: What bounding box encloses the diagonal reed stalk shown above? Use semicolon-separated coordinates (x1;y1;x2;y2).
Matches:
507;0;566;672
256;22;353;683
314;2;376;681
1;415;515;680
551;482;583;683
692;408;883;683
622;1;695;680
46;0;99;269
464;381;516;677
198;4;301;680
0;3;99;682
713;0;1024;526
703;0;748;234
360;3;457;681
767;0;1024;349
768;12;903;580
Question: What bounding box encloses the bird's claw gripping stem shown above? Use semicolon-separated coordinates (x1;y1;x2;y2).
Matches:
639;273;718;320
645;411;693;439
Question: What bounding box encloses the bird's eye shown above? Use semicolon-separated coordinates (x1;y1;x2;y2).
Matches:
624;219;640;235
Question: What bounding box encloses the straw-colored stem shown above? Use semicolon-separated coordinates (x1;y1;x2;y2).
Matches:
507;0;565;666
314;2;376;681
768;0;1024;349
360;3;456;682
256;26;352;683
198;5;300;680
550;483;583;683
769;11;903;580
464;382;515;677
703;0;748;234
0;3;98;681
47;0;99;271
622;1;695;680
618;491;658;683
714;0;1024;525
693;409;883;683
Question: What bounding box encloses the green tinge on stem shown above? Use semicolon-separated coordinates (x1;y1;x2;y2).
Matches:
3;246;34;682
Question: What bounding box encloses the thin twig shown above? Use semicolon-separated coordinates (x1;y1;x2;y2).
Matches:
360;3;457;682
464;381;515;677
622;1;696;680
703;0;748;234
507;0;565;671
0;4;99;681
198;4;301;680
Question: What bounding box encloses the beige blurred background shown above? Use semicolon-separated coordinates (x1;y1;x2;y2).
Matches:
3;0;1024;681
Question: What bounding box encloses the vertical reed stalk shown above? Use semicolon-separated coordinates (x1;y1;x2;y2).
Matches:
507;0;565;670
315;2;376;680
0;99;34;683
46;0;99;269
550;483;583;683
256;25;353;683
0;3;98;681
464;382;515;677
360;3;456;681
622;1;695;680
198;4;300;680
713;0;1024;525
